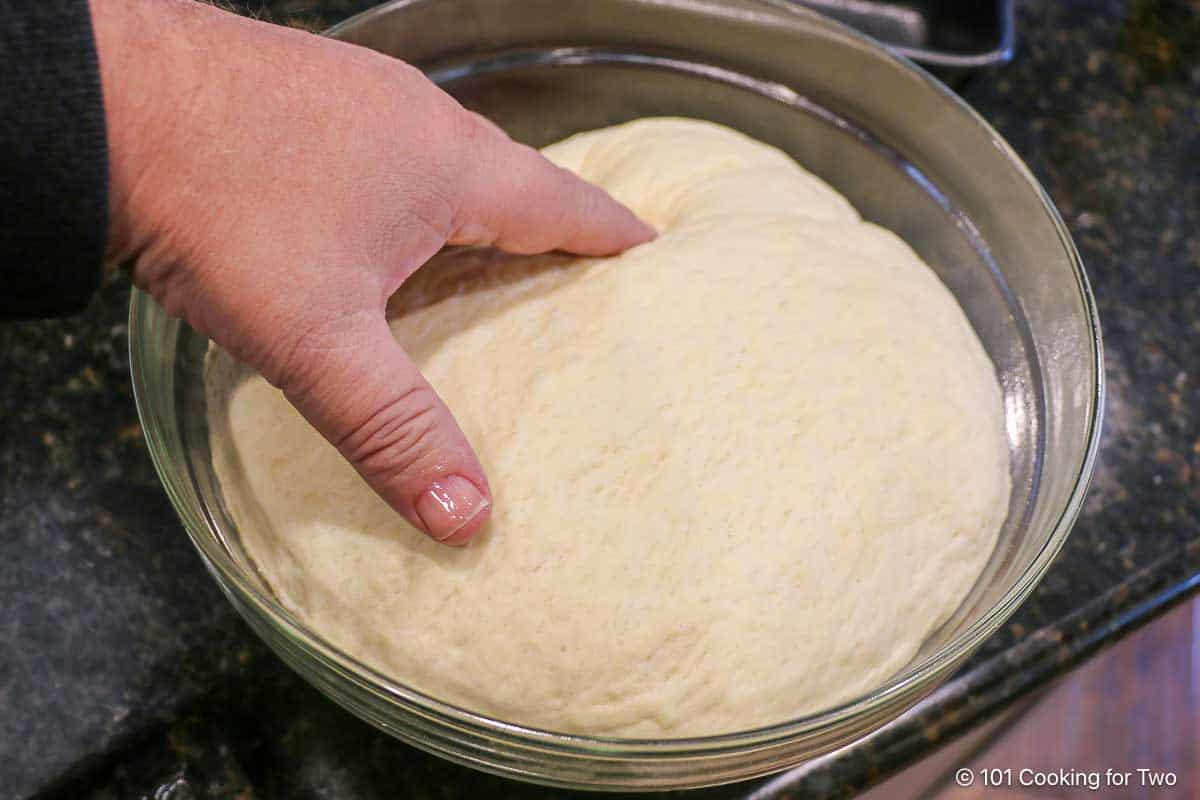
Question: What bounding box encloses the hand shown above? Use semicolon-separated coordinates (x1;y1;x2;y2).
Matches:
91;0;654;544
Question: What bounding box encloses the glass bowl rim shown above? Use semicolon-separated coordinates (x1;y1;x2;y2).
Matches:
128;0;1105;759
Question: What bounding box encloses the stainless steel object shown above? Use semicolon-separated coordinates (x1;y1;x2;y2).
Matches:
795;0;1015;70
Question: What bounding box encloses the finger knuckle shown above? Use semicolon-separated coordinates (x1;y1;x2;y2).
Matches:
453;107;491;145
337;384;443;485
434;105;484;172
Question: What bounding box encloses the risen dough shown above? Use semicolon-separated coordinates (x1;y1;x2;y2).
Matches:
209;118;1010;737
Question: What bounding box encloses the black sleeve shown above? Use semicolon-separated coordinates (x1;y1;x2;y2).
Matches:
0;0;109;319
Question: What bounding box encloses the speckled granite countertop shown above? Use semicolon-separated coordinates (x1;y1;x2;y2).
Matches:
2;1;1198;798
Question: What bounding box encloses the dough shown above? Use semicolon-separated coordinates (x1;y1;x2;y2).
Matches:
209;117;1010;737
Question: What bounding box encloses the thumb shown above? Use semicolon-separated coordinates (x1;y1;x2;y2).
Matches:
277;312;490;546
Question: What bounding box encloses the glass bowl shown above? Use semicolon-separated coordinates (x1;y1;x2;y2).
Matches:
129;0;1104;790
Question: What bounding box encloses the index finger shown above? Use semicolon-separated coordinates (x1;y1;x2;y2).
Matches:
445;112;657;256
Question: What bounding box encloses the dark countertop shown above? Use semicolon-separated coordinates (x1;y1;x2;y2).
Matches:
2;1;1198;798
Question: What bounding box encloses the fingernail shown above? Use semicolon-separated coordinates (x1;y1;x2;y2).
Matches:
415;475;490;543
